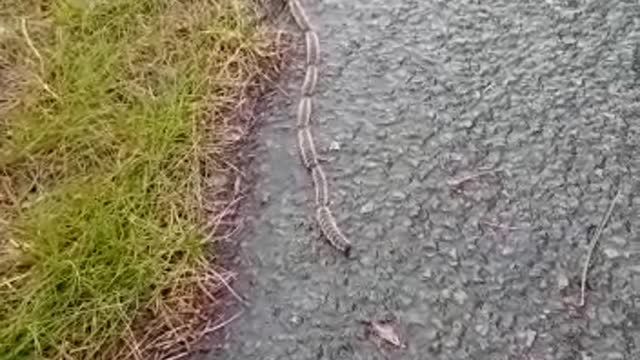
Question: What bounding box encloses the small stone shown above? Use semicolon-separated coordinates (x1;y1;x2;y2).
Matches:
447;248;458;261
524;329;537;348
501;245;515;256
475;323;489;336
451;320;464;335
539;278;548;289
453;289;468;305
422;268;433;279
407;157;421;168
360;202;374;214
458;119;474;129
557;273;570;290
441;288;452;299
423;237;437;250
390;191;407;201
603;247;621;259
409;204;421;218
428;340;442;353
290;314;303;327
443;335;460;349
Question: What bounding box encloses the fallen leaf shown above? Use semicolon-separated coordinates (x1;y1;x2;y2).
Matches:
370;321;402;348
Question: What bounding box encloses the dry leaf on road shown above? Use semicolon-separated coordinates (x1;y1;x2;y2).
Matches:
369;321;404;348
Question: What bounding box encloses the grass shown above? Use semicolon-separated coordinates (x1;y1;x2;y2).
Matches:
0;0;282;358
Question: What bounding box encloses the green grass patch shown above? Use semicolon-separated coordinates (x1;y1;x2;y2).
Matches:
0;0;279;358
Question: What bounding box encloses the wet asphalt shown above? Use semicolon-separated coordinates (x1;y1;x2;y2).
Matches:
201;0;640;359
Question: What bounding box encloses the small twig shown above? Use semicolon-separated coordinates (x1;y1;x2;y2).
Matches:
20;18;44;74
579;189;621;307
205;194;245;232
0;272;30;290
163;351;190;360
207;268;249;306
117;306;144;360
20;18;59;100
197;278;218;303
219;159;246;181
202;310;243;335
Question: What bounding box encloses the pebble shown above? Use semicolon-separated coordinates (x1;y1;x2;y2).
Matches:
523;329;537;348
475;323;489;336
501;245;515;256
390;191;407;201
290;314;303;327
557;272;570;290
360;202;374;214
441;288;452;299
603;247;621;259
457;119;474;129
409;204;421;218
447;248;459;261
453;289;469;305
539;278;548;289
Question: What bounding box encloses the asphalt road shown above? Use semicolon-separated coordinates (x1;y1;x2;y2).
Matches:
203;0;640;359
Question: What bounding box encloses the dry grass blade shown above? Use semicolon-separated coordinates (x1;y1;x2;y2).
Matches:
203;310;244;335
579;188;621;307
214;270;248;306
19;17;58;99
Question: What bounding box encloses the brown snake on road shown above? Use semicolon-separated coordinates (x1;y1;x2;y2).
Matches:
287;0;353;256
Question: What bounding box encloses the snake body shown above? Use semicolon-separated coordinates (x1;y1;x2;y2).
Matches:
287;0;353;256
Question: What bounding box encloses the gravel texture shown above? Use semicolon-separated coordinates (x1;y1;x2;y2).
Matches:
201;0;640;359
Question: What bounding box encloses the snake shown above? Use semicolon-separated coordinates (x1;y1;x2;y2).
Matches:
287;0;353;257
